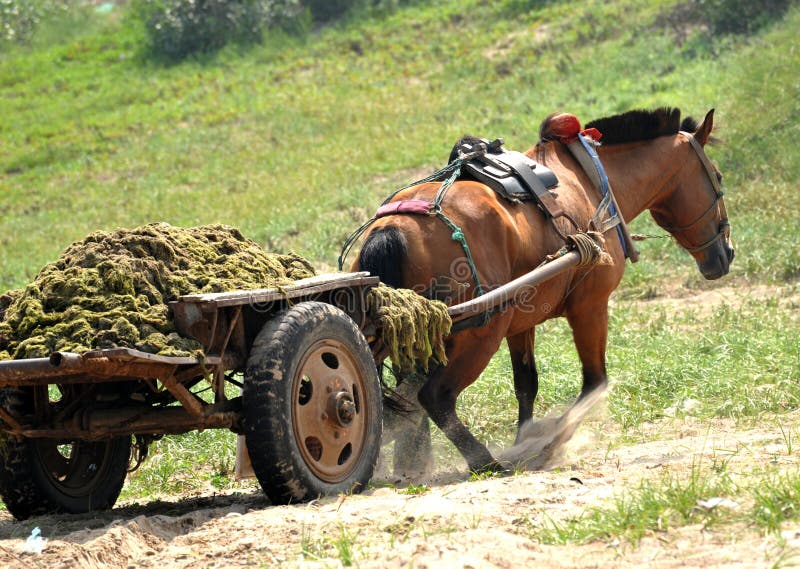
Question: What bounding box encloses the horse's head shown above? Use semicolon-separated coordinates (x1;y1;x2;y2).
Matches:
649;109;734;280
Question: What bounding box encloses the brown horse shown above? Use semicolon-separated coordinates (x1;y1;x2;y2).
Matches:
354;107;733;473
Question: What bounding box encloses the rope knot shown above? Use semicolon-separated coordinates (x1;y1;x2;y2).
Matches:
567;231;613;267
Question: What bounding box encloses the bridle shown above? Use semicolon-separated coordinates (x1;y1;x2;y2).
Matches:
660;132;730;254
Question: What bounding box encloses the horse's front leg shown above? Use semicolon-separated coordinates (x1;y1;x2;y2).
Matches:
508;329;538;441
566;302;610;399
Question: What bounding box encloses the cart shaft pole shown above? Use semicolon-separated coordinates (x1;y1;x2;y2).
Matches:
447;250;582;319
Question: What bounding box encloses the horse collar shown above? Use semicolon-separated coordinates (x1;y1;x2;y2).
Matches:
567;134;640;262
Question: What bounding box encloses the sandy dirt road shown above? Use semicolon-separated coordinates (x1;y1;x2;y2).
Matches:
1;415;798;569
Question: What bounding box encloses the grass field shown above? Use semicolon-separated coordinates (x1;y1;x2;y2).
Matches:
1;0;799;546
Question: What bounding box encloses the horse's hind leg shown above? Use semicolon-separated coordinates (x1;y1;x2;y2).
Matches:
417;326;509;473
393;412;432;479
508;330;538;441
383;373;433;479
419;375;495;472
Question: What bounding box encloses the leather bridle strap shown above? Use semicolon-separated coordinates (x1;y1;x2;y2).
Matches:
664;132;730;253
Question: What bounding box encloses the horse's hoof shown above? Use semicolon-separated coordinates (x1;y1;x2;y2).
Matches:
470;460;513;477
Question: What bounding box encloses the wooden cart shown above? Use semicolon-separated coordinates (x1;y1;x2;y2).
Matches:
0;272;382;520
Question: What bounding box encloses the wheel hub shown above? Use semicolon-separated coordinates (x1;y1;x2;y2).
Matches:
330;391;355;426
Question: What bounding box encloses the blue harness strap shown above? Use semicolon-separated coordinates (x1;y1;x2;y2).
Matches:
577;133;629;258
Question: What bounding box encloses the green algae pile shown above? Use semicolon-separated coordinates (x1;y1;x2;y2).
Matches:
0;222;451;370
0;223;315;360
365;284;451;373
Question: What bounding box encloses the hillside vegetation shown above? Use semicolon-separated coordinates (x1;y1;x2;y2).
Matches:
0;0;799;527
1;0;798;292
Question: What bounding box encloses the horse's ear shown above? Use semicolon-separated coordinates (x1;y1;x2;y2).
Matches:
694;109;715;146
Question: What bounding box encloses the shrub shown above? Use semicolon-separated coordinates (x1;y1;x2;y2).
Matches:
0;0;73;44
136;0;305;60
303;0;353;22
695;0;796;35
136;0;423;60
304;0;421;23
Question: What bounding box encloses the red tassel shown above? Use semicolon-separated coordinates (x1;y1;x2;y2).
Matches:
543;113;603;144
579;127;603;142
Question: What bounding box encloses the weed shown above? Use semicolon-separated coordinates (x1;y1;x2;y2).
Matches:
778;423;794;456
332;525;358;567
750;472;800;534
468;510;482;530
403;484;430;495
299;523;327;561
534;463;737;545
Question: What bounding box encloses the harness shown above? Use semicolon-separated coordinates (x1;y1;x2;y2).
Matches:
662;132;730;253
566;134;639;262
339;122;727;312
338;138;582;295
338;133;633;297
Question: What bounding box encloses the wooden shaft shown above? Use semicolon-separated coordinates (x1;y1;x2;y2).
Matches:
448;251;582;320
12;408;240;441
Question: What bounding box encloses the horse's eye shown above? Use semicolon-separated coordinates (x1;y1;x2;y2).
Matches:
716;172;723;183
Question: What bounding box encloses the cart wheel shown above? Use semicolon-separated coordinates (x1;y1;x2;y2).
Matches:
0;387;131;520
244;301;382;504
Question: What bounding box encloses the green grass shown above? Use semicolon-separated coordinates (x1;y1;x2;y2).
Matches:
529;464;800;547
120;429;245;501
403;483;431;495
534;462;737;545
300;523;359;566
1;0;798;289
751;471;800;534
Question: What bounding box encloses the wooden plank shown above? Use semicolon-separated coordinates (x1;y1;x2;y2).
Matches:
175;272;379;308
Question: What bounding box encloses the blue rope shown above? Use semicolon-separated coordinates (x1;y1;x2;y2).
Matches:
338;161;461;270
578;133;628;258
339;157;485;298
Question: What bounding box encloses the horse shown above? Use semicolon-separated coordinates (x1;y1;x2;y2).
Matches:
354;107;734;473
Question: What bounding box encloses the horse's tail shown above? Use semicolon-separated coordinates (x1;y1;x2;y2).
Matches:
356;225;417;414
356;225;407;288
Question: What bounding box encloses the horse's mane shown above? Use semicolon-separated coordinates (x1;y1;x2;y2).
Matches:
537;107;700;146
583;107;698;145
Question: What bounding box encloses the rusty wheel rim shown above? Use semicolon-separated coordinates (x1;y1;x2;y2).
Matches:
31;384;118;497
292;339;369;483
33;439;116;497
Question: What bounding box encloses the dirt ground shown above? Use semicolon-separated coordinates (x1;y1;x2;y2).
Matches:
1;416;798;568
1;285;798;568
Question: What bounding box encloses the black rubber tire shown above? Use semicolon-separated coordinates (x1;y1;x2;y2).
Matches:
0;387;131;520
243;301;382;505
